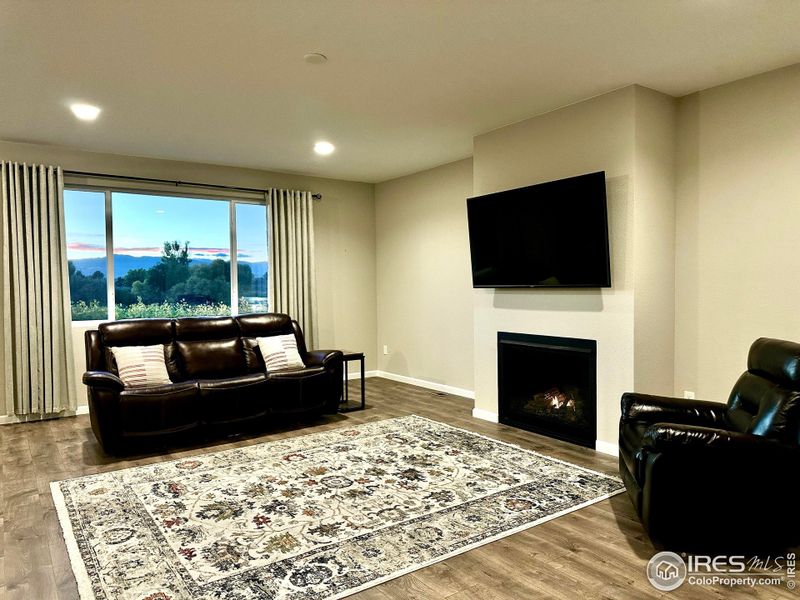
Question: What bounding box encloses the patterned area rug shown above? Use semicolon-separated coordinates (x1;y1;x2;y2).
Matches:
52;415;623;599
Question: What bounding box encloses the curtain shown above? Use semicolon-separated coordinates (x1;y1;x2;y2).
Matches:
1;162;77;416
267;189;317;348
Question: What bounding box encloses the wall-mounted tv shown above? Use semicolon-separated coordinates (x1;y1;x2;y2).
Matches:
467;171;611;288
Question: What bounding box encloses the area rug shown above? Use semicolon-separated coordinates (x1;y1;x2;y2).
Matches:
52;415;623;599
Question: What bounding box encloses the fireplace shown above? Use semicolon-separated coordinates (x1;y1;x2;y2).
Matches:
498;332;597;448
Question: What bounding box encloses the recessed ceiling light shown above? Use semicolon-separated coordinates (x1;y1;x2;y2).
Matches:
155;209;166;214
70;103;101;121
304;52;328;65
314;141;335;156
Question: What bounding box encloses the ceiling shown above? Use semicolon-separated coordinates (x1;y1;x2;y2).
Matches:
2;1;800;183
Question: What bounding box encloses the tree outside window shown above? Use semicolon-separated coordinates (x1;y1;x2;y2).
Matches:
64;189;268;321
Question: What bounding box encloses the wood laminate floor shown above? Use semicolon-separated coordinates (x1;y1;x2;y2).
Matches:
1;377;795;599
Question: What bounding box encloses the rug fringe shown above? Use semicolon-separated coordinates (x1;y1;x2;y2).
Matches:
50;481;97;600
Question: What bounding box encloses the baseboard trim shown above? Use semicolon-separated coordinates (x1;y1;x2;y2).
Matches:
595;440;619;457
374;371;475;400
0;404;89;425
471;407;499;423
345;370;378;381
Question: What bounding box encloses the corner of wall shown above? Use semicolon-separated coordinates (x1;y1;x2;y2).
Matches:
672;93;701;397
632;86;678;396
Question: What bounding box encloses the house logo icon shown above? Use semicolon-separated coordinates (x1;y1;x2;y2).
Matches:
647;551;687;591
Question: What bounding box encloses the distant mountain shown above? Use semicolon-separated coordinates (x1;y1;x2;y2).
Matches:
70;254;267;278
244;261;268;278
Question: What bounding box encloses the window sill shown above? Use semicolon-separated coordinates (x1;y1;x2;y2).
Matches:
71;320;106;328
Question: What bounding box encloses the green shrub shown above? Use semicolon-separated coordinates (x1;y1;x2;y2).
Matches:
71;298;259;321
115;300;232;319
71;300;108;321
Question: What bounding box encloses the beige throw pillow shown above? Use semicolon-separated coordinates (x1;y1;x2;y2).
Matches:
257;334;305;371
110;345;172;388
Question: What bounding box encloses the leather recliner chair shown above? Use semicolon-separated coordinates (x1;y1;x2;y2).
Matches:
619;337;800;552
83;313;343;454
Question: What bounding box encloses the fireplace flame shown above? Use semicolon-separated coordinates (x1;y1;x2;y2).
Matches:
543;388;577;413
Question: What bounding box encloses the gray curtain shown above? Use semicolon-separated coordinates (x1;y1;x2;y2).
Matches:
267;189;317;348
1;162;77;416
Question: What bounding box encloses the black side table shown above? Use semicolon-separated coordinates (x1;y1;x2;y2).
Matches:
340;351;365;412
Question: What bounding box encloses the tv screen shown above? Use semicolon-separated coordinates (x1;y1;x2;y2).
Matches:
467;171;610;288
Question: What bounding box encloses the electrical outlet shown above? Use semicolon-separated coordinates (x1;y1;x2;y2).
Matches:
383;345;389;355
683;390;695;400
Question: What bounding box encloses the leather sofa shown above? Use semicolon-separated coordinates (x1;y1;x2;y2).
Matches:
619;337;800;553
83;313;343;454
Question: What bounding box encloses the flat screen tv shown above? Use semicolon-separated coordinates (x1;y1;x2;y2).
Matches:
467;171;610;288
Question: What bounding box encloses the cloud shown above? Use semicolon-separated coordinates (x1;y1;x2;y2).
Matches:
68;242;105;252
71;243;236;258
112;246;162;254
189;247;230;256
108;246;232;256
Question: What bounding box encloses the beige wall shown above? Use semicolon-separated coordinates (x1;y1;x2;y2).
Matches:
375;158;474;390
674;64;800;401
673;93;701;397
0;140;376;413
632;87;677;394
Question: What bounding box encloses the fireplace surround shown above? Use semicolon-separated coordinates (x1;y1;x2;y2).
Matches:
498;332;597;448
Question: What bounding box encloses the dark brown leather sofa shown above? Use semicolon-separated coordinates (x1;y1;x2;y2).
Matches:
83;313;343;454
619;337;800;553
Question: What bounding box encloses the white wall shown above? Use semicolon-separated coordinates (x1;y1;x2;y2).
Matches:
674;64;800;401
469;86;678;446
472;87;638;446
375;158;474;390
0;140;376;413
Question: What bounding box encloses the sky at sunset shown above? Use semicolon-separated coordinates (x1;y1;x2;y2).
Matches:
64;190;268;263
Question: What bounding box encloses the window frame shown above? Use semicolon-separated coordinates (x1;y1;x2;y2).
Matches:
64;181;269;325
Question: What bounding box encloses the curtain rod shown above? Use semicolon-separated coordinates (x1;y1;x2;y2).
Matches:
63;170;322;200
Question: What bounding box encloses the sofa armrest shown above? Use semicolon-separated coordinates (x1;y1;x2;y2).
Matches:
621;392;727;427
639;423;800;551
642;423;799;460
305;349;343;367
83;370;124;392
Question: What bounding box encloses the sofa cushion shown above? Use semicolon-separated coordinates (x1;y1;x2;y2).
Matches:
176;338;247;379
243;337;265;373
747;337;800;387
257;334;305;371
119;381;200;434
175;316;239;341
100;318;173;347
266;366;328;413
198;373;270;424
236;313;294;338
266;365;325;380
109;345;172;388
728;371;800;443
